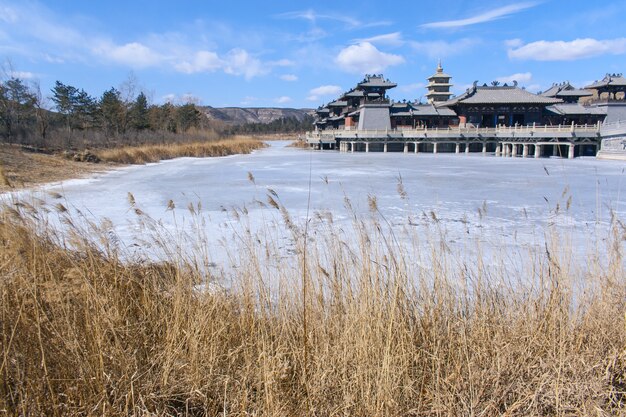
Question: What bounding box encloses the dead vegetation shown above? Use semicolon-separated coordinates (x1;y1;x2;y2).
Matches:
0;136;267;191
95;135;267;164
0;188;624;416
0;144;106;191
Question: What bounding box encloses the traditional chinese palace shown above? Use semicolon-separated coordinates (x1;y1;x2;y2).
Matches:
306;66;626;160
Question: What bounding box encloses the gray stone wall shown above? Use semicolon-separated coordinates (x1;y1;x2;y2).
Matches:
597;136;626;160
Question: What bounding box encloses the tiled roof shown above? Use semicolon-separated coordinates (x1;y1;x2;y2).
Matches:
343;90;364;98
540;82;592;98
546;104;606;116
447;84;562;105
427;73;452;80
416;104;456;116
357;75;397;89
327;100;348;107
556;89;592;97
586;74;626;89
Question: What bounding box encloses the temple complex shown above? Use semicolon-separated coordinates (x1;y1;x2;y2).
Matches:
447;81;561;127
307;65;626;159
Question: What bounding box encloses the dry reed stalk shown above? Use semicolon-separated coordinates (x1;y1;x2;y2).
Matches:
95;136;267;165
0;199;624;416
0;163;11;188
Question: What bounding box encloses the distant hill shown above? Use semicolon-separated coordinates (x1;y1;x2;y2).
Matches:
200;107;313;125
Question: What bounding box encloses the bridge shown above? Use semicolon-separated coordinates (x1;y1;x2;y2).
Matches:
305;122;612;158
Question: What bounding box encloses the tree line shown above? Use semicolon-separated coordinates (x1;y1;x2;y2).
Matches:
0;76;210;149
1;75;313;150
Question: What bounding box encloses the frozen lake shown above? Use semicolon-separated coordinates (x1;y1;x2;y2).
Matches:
6;141;626;278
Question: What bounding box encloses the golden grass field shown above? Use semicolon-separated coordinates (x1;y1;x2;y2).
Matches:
95;136;267;164
0;187;624;416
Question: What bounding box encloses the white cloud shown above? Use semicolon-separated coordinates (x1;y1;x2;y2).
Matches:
160;93;201;104
280;74;298;81
495;72;532;84
9;70;36;80
275;96;292;104
508;38;626;61
223;49;268;80
0;2;288;80
271;59;295;67
525;84;542;93
354;32;404;47
0;6;18;23
175;50;222;74
162;93;177;103
276;9;390;29
410;38;479;58
421;2;538;29
92;41;163;68
335;42;404;74
505;38;524;48
307;85;343;101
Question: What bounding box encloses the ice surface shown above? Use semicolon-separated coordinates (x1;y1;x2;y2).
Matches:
4;141;626;279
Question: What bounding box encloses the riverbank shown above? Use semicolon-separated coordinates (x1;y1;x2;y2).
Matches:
0;135;267;191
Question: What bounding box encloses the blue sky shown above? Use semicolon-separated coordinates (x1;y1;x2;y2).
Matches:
1;0;625;108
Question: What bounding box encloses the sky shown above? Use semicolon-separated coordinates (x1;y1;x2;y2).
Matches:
1;0;625;109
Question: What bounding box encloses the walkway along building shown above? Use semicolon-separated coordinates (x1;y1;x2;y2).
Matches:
306;66;626;159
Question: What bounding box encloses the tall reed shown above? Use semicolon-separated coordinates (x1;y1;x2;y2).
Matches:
95;136;266;164
0;192;624;416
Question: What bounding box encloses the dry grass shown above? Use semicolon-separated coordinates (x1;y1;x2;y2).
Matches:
0;145;106;192
0;193;624;416
95;136;267;164
288;138;310;149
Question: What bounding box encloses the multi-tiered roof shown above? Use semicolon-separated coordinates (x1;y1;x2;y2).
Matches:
425;61;453;103
540;82;592;103
585;73;626;99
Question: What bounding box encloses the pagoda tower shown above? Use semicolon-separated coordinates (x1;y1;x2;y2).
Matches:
426;61;453;104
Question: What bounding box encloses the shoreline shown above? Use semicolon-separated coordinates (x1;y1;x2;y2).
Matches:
0;136;274;193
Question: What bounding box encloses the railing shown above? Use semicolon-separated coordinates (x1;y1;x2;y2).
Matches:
600;120;626;136
307;122;602;141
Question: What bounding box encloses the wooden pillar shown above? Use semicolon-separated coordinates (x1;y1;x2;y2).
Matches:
465;143;470;154
350;142;354;153
482;142;487;154
455;143;460;154
365;142;369;153
568;143;575;159
433;142;438;154
534;144;541;158
512;144;518;157
495;143;501;156
414;142;419;154
404;142;408;153
522;144;528;158
383;142;388;153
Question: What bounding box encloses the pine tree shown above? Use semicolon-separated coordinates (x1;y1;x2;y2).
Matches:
130;92;149;130
99;88;125;137
0;77;36;142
